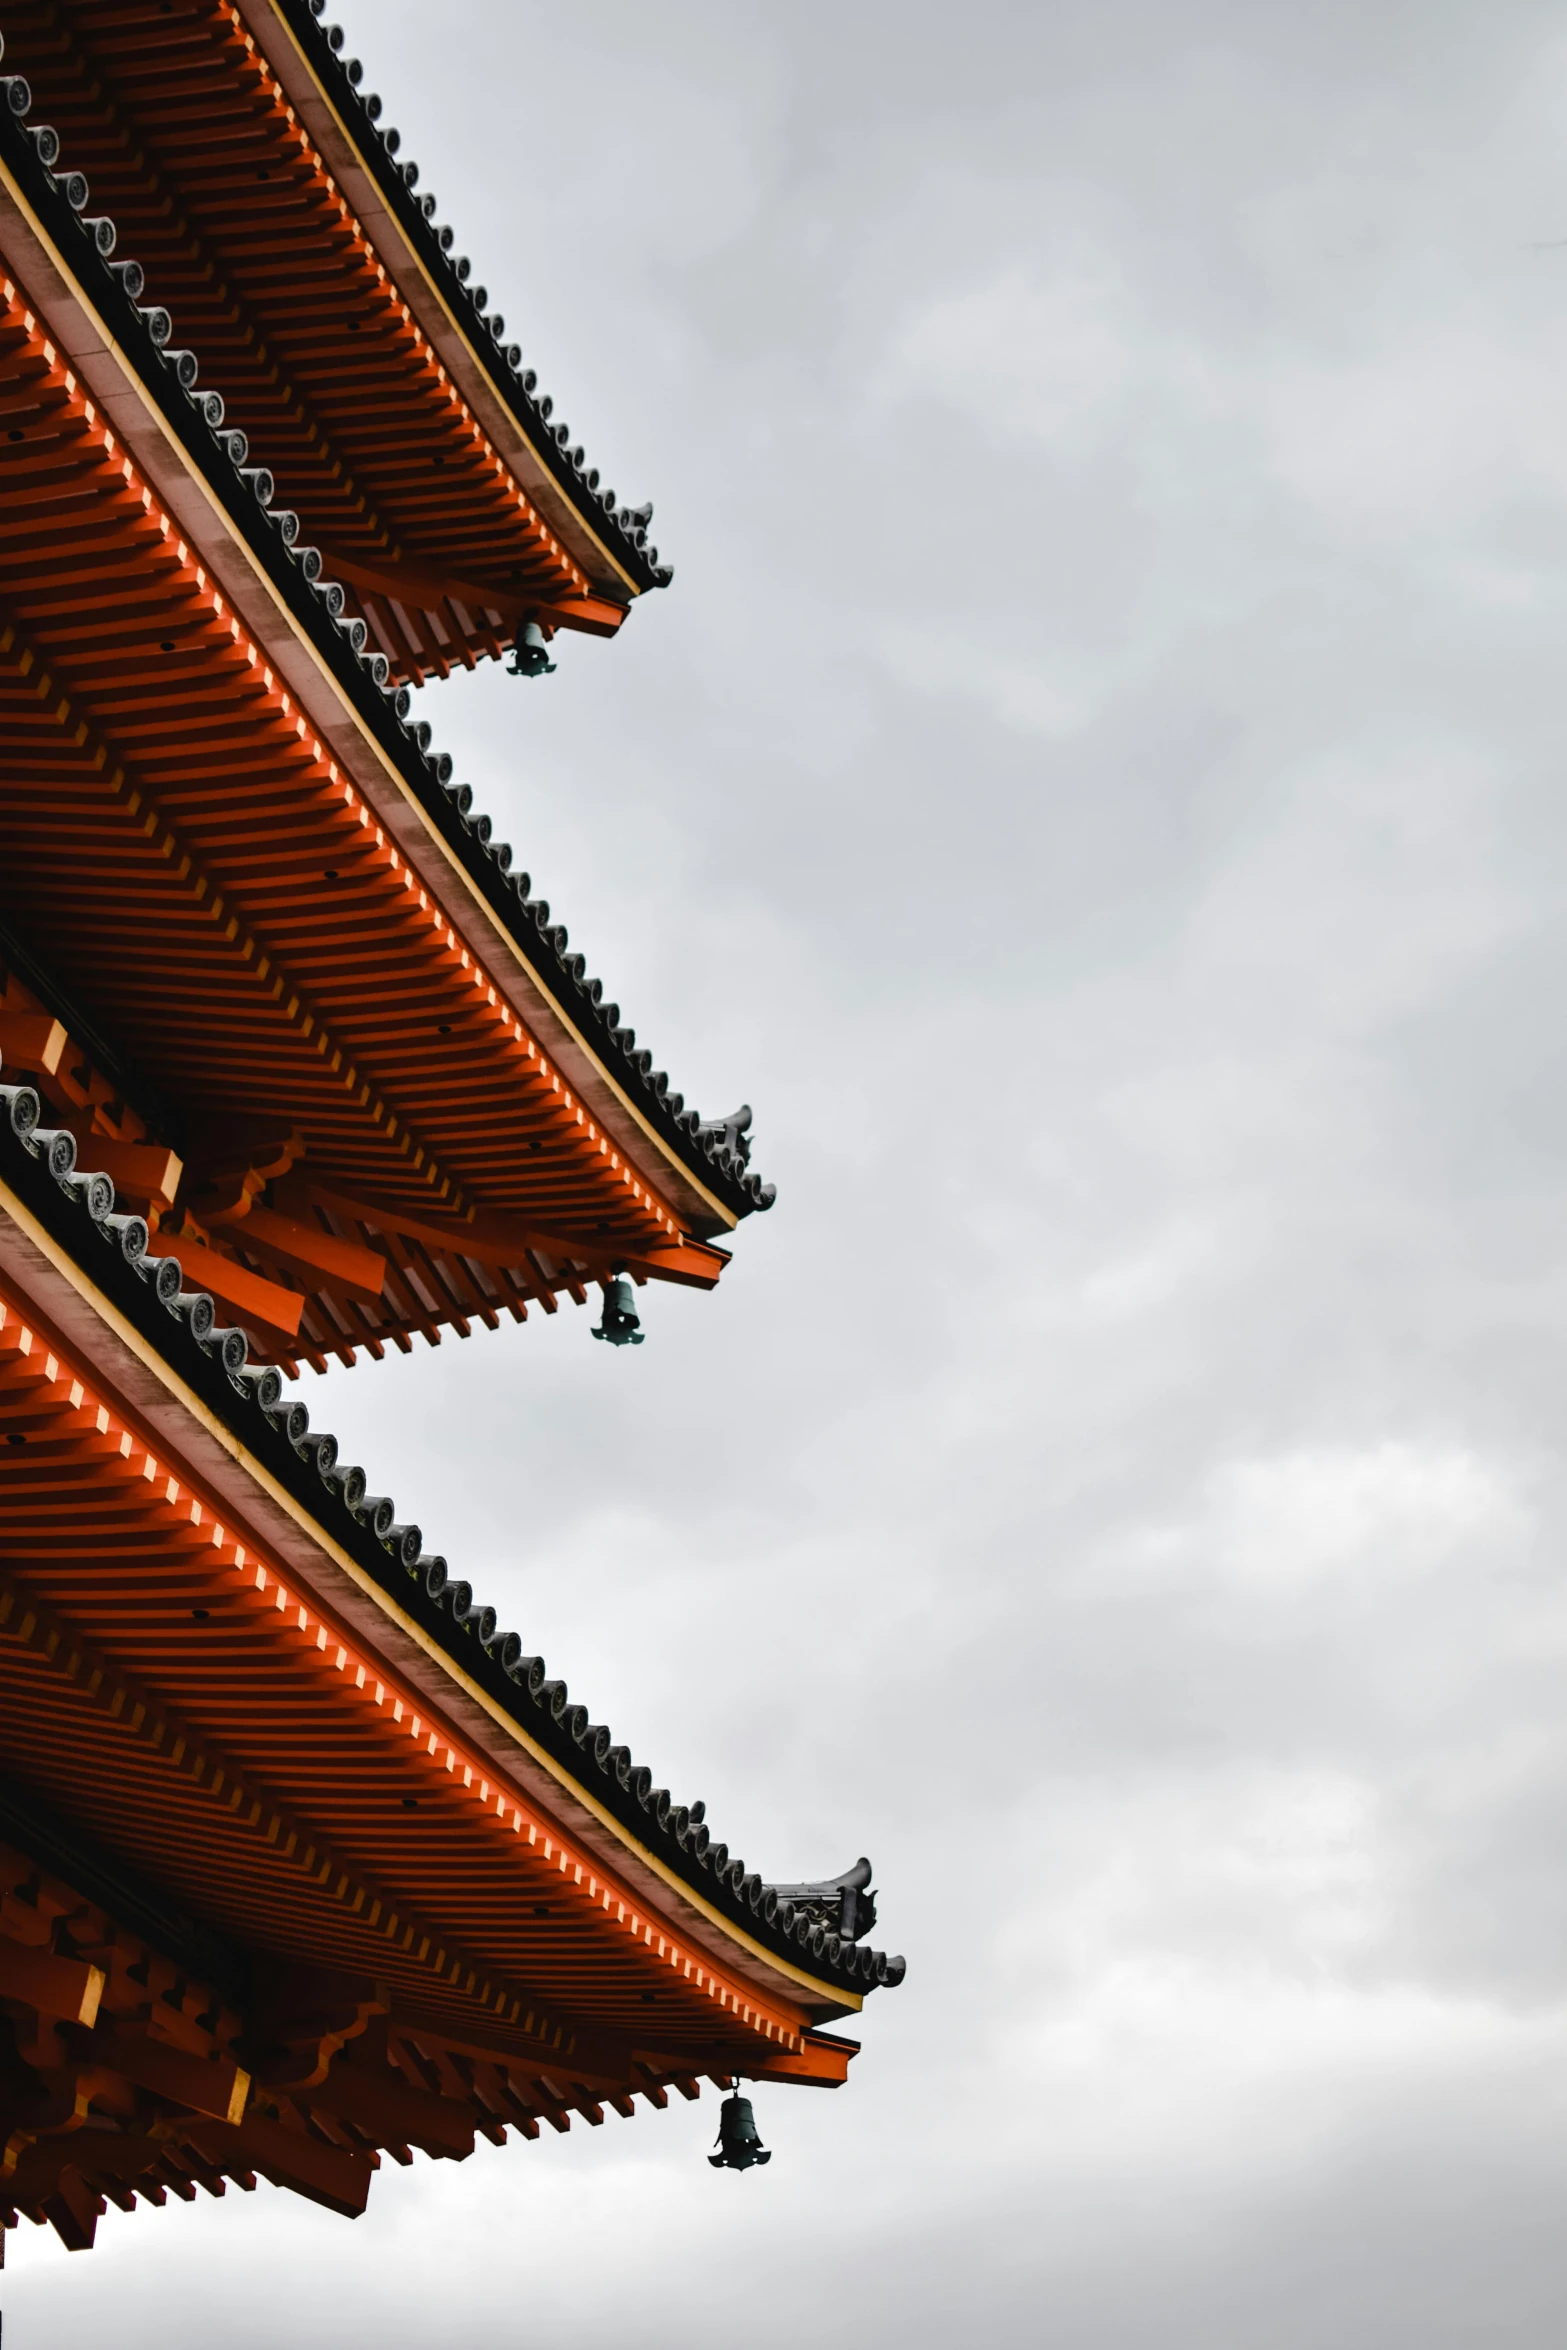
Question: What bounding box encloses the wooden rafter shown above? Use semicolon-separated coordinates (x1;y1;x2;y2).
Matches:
0;1277;845;2168
0;273;703;1362
0;0;625;684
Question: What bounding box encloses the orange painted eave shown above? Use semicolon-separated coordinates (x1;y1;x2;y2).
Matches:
0;162;738;1257
0;231;740;1358
0;1248;858;2051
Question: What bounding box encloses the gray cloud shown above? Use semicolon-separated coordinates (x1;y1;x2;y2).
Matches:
13;0;1567;2339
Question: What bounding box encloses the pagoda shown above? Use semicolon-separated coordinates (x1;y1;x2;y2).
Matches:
0;0;901;2260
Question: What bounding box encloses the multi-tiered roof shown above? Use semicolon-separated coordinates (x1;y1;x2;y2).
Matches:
0;1;899;2262
0;0;777;1370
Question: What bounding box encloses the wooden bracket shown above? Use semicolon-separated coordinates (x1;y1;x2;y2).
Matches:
0;1938;103;2027
0;1013;67;1080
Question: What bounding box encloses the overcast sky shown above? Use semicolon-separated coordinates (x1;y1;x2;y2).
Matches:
15;1;1567;2341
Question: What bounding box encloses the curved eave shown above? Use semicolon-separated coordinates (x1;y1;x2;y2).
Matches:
251;0;666;607
0;111;767;1235
0;1113;897;2017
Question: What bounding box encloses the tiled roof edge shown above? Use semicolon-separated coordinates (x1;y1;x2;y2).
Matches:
0;71;774;1225
282;0;671;597
0;1080;904;1999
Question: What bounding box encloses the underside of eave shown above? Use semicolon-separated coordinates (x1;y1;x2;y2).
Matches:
0;1251;856;2042
0;0;668;651
0;1169;896;2017
0;1794;786;2255
247;0;670;605
0;155;765;1259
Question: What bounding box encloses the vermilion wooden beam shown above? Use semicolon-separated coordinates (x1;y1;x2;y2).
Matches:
323;550;626;637
0;1011;67;1076
0;1937;104;2026
303;1182;729;1292
532;596;634;639
58;1136;183;1208
91;2031;250;2128
166;1234;306;1339
204;1201;389;1302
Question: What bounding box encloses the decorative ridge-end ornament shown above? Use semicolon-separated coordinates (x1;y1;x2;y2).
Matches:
709;2091;771;2172
763;1855;878;1943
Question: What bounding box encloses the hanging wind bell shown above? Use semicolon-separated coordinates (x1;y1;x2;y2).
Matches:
593;1272;644;1347
708;2091;772;2171
508;618;556;677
